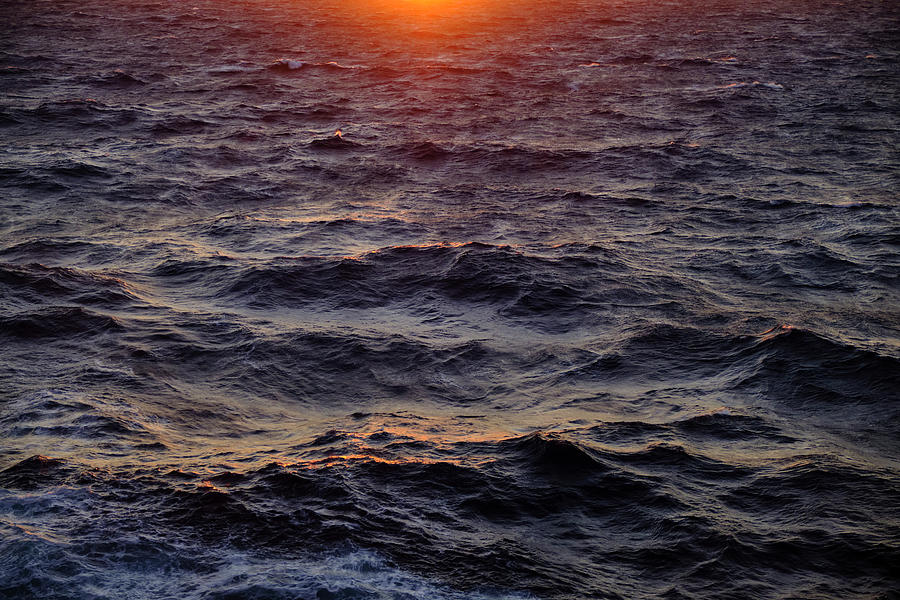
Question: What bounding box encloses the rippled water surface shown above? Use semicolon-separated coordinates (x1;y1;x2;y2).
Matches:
1;0;899;598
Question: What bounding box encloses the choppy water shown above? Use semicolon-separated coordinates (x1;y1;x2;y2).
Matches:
2;0;899;598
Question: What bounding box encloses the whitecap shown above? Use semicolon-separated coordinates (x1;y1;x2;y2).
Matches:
208;64;257;73
0;539;538;600
322;60;358;69
272;58;305;70
721;80;784;90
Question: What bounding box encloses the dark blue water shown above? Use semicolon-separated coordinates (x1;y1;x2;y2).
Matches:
1;0;899;598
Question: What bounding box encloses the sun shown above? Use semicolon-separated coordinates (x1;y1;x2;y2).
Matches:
362;0;468;16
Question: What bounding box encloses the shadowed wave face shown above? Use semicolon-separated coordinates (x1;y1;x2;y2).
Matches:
1;0;899;598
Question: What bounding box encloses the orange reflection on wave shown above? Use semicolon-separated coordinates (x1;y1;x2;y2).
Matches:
334;0;552;37
304;453;440;467
350;0;475;18
293;415;514;471
759;323;795;341
338;240;472;261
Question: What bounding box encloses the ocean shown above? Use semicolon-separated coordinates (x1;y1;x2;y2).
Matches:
1;0;898;598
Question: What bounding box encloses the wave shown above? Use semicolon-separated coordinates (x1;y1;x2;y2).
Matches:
308;133;361;150
268;59;360;72
0;455;70;490
497;432;608;475
389;140;453;161
736;326;900;404
148;115;216;137
0;262;140;308
213;242;627;325
208;64;258;74
85;70;148;87
721;81;784;90
0;306;123;340
0;111;22;126
672;411;797;442
4;409;899;597
19;99;141;128
0;518;532;600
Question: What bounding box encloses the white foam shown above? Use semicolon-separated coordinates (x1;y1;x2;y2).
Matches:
273;58;305;70
0;530;538;600
209;65;257;73
323;60;358;69
271;59;360;71
186;549;537;599
721;81;784;90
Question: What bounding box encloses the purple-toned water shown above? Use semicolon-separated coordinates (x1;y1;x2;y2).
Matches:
1;0;898;598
